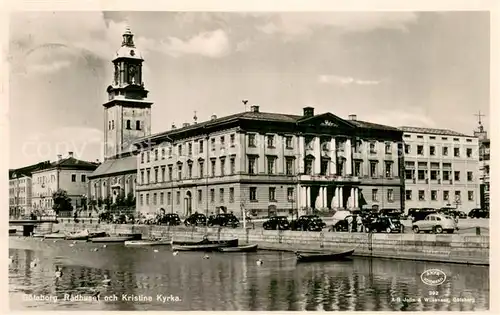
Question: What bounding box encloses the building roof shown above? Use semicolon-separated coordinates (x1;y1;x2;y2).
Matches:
9;161;52;179
137;110;400;145
88;154;137;179
398;126;472;137
30;157;99;174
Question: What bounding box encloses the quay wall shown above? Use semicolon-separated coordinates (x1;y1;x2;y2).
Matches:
53;223;489;265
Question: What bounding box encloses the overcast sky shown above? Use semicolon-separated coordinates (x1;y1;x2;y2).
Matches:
8;11;490;168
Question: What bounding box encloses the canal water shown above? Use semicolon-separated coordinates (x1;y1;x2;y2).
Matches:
9;236;489;311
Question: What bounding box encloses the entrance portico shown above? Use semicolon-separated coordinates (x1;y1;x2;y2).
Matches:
298;184;360;210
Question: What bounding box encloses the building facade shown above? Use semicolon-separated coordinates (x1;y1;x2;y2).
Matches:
31;152;98;214
88;27;150;205
474;123;490;210
400;127;480;212
134;106;404;217
9;161;52;218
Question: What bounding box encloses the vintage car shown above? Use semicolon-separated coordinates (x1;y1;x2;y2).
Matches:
207;213;240;228
263;216;290;230
290;215;326;232
364;216;404;233
468;208;489;219
158;213;182;226
184;213;207;226
412;213;458;234
407;208;437;222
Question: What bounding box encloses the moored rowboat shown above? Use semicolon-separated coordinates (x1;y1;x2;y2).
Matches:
90;236;135;243
295;249;355;263
172;238;238;247
218;244;258;252
44;233;67;239
124;239;172;246
172;243;223;251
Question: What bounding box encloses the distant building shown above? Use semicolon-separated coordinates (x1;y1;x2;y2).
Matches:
473;121;490;210
8;161;51;218
88;27;150;206
31;152;99;214
133;106;404;217
400;127;480;212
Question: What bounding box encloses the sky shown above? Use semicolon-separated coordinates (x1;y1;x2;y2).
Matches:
7;11;490;168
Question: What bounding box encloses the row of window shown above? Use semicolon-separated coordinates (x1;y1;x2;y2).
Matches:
370;189;395;203
404;134;473;142
9;178;28;185
71;174;87;182
404;169;475;182
9;187;27;194
108;120;142;131
139;156;397;184
404;144;474;158
139;187;297;206
405;189;474;202
140;135;399;164
9;197;27;205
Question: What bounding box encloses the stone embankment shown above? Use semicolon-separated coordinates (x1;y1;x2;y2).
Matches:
52;223;489;266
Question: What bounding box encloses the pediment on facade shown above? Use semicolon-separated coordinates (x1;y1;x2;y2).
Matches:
296;113;356;129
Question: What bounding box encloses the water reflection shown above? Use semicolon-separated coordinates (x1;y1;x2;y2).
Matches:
9;237;489;311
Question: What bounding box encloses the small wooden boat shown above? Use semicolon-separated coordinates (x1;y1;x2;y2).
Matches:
172;243;223;251
44;233;68;239
118;233;142;240
124;239;172;246
90;236;135;243
88;231;107;238
295;249;355;263
219;244;258;252
172;238;238;247
65;230;90;240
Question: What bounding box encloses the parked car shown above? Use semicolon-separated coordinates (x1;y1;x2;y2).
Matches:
468;208;489;219
378;208;404;219
412;213;458;234
457;211;467;219
158;213;182;226
290;215;325;232
207;213;240;228
407;208;437;222
263;216;290;230
365;216;404;233
184;213;207;226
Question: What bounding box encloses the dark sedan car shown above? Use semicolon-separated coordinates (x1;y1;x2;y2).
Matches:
290;215;325;232
365;216;404;233
468;208;489;219
158;213;181;226
184;213;207;226
263;216;290;230
207;213;240;228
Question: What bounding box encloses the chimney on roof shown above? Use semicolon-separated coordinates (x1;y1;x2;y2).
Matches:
172;124;176;130
250;105;260;113
57;154;62;161
68;151;74;158
303;107;314;117
348;114;357;121
211;114;217;120
182;122;190;127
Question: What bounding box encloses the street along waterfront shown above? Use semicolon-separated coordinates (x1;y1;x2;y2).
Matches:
9;236;488;311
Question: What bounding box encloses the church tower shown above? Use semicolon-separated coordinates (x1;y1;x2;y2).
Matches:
103;27;153;160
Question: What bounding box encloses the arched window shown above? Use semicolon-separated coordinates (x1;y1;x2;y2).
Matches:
108;121;111;130
126;120;131;129
136;120;141;130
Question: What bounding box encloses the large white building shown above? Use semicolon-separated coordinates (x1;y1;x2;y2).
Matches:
31;152;99;214
400;127;480;212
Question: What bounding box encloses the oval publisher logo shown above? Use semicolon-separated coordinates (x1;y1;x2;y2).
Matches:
420;269;447;286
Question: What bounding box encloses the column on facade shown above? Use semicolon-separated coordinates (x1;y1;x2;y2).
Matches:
298;135;305;174
350;187;355;209
299;186;306;208
338;186;344;208
345;138;352;176
321;187;327;208
331;186;339;209
313;136;321;174
306;187;311;208
330;137;337;175
354;187;359;208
